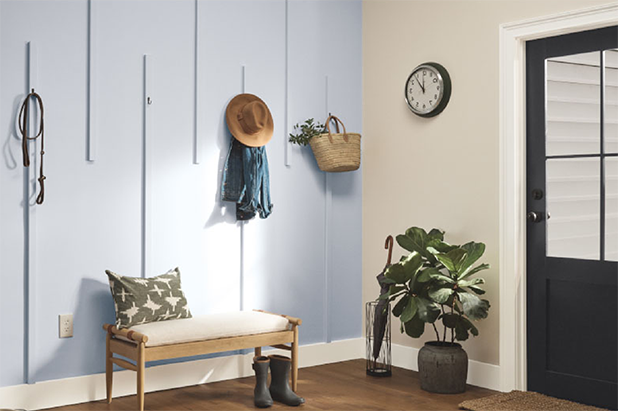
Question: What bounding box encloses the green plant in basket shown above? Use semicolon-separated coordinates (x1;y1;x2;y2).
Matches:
288;118;325;146
379;227;490;342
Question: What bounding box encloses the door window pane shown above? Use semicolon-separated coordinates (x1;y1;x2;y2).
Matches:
605;49;618;154
547;158;600;260
606;157;618;261
546;52;600;156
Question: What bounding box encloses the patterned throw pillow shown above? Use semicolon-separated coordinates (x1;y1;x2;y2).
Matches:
105;267;192;329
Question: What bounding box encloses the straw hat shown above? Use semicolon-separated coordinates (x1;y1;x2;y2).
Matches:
225;94;273;147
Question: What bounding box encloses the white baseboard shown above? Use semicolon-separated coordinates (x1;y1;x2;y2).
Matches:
0;339;501;410
0;338;364;411
392;343;502;392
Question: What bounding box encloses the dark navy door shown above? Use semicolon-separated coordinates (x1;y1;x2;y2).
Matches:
526;26;618;410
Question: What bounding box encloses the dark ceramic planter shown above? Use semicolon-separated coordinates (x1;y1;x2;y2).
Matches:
418;341;468;394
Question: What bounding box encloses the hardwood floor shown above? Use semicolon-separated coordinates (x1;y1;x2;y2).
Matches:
50;359;496;410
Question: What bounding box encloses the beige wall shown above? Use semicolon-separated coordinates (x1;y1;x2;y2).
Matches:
362;0;613;366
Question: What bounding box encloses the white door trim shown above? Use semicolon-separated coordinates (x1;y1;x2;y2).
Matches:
498;2;618;393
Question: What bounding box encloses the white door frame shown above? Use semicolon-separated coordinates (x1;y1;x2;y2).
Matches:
498;2;618;393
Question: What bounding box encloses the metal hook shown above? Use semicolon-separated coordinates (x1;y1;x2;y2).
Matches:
385;235;394;266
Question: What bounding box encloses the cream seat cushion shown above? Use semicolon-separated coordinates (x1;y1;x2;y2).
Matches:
124;311;291;347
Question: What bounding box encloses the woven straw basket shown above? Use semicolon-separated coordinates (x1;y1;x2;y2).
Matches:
309;115;361;172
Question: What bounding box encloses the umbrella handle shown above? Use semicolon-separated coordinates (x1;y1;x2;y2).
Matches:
385;235;394;266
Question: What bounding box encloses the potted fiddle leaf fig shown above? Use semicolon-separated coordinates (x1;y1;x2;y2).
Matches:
379;227;490;394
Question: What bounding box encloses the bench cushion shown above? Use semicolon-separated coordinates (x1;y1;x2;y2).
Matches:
125;311;291;347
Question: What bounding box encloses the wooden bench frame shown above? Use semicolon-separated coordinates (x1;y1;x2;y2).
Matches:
103;310;301;411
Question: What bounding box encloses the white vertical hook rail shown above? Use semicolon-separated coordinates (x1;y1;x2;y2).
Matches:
192;0;200;165
141;55;153;278
323;74;332;343
239;64;246;312
284;0;291;167
25;41;38;384
86;0;96;162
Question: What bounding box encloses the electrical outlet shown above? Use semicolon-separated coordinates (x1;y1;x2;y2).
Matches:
59;314;73;338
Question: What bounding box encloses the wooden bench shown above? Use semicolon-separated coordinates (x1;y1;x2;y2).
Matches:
103;309;301;411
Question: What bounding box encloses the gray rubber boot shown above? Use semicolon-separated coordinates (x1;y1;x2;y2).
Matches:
269;355;305;406
253;356;273;408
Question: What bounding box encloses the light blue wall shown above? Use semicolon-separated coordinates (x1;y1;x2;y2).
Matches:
0;0;362;387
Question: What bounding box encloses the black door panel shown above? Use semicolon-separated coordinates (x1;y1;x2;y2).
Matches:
526;25;618;410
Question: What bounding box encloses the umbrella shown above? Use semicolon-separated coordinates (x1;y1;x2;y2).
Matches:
372;235;394;360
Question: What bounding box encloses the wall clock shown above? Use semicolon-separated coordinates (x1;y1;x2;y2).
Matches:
404;62;452;118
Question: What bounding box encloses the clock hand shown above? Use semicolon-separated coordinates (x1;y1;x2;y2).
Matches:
415;74;425;93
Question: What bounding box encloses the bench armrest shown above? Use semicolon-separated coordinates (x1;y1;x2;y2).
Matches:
253;309;302;326
103;323;149;344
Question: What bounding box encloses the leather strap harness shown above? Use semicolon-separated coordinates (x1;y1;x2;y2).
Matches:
18;89;46;205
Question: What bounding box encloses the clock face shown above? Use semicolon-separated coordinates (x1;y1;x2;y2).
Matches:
404;63;451;117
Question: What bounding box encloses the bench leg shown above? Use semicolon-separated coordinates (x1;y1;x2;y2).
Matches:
137;342;145;411
105;332;113;403
291;325;299;392
255;347;262;357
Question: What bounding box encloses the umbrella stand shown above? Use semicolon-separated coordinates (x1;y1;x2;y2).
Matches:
366;235;393;377
366;300;392;377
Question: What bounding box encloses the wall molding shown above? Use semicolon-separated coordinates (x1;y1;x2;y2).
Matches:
86;0;97;162
391;344;501;392
498;1;618;393
25;40;38;385
0;338;364;410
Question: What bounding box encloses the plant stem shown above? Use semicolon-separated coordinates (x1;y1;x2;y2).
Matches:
441;305;447;341
432;323;440;342
450;303;455;343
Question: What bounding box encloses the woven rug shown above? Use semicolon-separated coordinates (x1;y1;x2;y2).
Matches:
459;390;607;411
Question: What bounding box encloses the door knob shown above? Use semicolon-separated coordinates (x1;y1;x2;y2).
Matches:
527;211;545;223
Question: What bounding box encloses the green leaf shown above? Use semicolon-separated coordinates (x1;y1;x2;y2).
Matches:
458;263;490;281
435;274;456;284
392;295;410;317
397;227;437;263
380;277;397;285
417;267;441;283
461;316;479;336
396;234;424;254
458;292;490;321
378;285;405;301
404;315;425;338
385;263;408;284
458;242;486;277
441;313;478;341
389;285;405;294
455;321;470;341
400;297;418;323
435;253;456;272
457;278;485;288
427;228;445;241
416;297;441;323
442;312;459;329
446;248;468;272
468;285;486;295
405;227;429;242
401;253;424;279
428;286;454;303
427;239;457;254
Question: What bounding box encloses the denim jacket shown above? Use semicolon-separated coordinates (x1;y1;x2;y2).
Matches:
221;138;273;220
